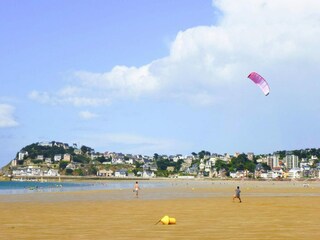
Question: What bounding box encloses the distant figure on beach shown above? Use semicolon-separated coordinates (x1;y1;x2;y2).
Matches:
133;181;140;198
233;186;242;203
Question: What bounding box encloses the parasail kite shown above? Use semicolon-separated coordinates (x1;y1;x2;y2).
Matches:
247;72;270;96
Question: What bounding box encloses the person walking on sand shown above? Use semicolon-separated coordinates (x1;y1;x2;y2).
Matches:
233;186;242;203
133;181;140;198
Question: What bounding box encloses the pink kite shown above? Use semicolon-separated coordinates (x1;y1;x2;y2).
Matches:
247;72;270;96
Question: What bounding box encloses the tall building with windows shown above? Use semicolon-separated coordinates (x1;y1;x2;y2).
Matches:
284;154;299;169
272;154;280;168
266;155;273;168
266;154;280;169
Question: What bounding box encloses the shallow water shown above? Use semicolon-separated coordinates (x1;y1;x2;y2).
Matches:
0;180;172;195
1;180;319;203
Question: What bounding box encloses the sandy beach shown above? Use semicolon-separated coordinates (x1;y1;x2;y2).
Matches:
1;180;320;239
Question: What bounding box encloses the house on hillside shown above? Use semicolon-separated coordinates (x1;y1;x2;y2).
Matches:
39;141;52;147
166;166;175;172
44;169;60;176
63;154;71;162
66;163;77;170
185;164;198;175
74;149;81;155
12;167;27;176
26;166;42;176
18;151;28;160
54;154;62;162
142;170;155;178
97;169;113;177
112;157;124;164
114;169;127;178
53;142;69;149
45;158;52;164
230;171;245;179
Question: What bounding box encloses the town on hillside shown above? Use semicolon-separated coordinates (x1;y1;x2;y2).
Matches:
1;141;320;180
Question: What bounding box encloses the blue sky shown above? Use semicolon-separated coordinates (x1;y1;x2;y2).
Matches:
1;0;320;167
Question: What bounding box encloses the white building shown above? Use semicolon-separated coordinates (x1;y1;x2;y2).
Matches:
272;154;280;168
45;158;52;164
114;169;127;178
97;169;113;177
288;168;301;179
18;151;28;160
143;170;155;178
38;141;52;147
284;154;299;169
266;156;273;168
267;169;283;179
44;169;60;176
54;154;62;162
11;159;17;167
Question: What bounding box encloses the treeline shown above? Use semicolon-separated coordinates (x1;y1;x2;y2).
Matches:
19;143;95;164
20;143;74;159
274;148;320;160
214;153;270;174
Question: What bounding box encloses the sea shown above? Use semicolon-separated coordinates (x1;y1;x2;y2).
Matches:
0;180;170;195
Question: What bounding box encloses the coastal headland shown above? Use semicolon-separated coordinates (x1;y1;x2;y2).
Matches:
0;180;319;239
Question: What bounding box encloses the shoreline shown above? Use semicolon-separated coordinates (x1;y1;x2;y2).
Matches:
3;174;320;182
1;179;320;202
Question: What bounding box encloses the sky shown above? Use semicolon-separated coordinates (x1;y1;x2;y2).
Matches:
1;0;320;167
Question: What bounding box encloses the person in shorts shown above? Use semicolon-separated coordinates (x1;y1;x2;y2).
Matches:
233;186;242;203
133;181;140;198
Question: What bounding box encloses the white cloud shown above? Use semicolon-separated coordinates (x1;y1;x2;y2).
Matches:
29;90;111;107
29;0;320;107
28;91;52;104
0;104;19;128
74;64;159;98
79;111;98;120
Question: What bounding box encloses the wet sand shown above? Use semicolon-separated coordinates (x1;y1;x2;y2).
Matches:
1;180;320;239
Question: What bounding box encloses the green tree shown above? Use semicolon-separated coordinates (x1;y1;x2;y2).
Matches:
261;162;271;171
215;159;229;172
81;145;94;155
230;154;248;171
31;159;42;164
244;161;256;173
73;155;90;164
174;159;184;172
96;156;106;163
198;151;206;159
87;165;98;175
65;169;73;175
73;169;84;176
312;159;319;168
153;153;159;160
135;161;142;169
156;170;169;177
59;161;69;170
156;158;171;171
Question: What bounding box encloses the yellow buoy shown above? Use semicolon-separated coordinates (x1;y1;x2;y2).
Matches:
169;218;176;224
155;215;177;225
160;215;170;225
